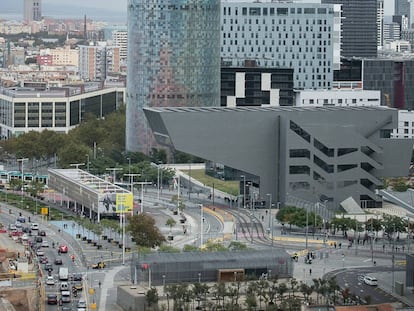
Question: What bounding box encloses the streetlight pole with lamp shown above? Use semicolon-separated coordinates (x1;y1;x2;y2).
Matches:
199;204;204;247
266;193;274;246
17;158;28;209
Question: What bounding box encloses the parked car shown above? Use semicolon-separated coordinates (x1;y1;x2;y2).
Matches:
47;294;58;305
59;245;68;253
46;276;55;285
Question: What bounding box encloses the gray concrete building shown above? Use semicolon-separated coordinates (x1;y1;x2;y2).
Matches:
144;106;413;210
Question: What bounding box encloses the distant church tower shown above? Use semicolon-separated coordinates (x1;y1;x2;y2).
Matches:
24;0;42;22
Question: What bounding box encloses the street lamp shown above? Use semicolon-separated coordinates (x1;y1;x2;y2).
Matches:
266;193;274;246
240;175;246;210
199;204;204;247
17;158;28;209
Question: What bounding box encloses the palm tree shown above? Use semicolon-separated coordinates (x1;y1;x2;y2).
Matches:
299;282;314;304
256;280;269;309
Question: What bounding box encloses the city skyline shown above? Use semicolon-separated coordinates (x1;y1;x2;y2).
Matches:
0;0;399;22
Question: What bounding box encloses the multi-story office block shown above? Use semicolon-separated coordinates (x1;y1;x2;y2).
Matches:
377;0;384;48
322;0;377;58
0;83;125;138
383;21;401;43
221;2;341;89
221;66;294;107
145;106;413;210
112;30;128;63
363;58;414;110
395;0;411;27
126;0;221;153
24;0;42;22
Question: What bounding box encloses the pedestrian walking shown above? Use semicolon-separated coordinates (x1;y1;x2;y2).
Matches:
309;268;312;276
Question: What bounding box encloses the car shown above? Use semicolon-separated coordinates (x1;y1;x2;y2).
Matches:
21;233;29;241
60;282;70;291
47;294;58;305
44;264;53;272
17;216;26;223
8;224;17;231
34;236;42;244
38;230;46;236
72;282;83;291
46;276;55;285
22;227;30;233
39;256;48;264
36;249;45;256
30;223;39;230
54;258;63;265
357;274;365;282
41;240;49;247
62;307;72;311
91;261;106;269
363;276;378;286
14;221;22;228
59;245;68;253
72;273;83;281
77;299;87;310
61;290;71;303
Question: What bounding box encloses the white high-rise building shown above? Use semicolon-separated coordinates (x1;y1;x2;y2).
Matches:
24;0;42;22
112;30;128;63
221;2;341;89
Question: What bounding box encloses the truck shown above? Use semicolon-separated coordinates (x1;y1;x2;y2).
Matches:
58;267;68;281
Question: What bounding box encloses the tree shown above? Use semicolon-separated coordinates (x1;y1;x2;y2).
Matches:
228;241;248;251
126;213;165;248
165;218;176;234
382;214;407;238
146;287;159;308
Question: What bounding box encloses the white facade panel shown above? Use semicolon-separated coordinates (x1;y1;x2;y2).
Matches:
235;72;245;98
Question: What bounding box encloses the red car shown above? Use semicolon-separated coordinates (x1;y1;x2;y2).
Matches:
59;245;68;253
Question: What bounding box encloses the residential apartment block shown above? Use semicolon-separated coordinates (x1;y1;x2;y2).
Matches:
221;2;341;89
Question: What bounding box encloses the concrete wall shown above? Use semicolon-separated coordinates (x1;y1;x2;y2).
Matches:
117;286;146;311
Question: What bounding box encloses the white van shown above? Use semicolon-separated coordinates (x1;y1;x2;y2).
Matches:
363;276;378;286
58;267;69;281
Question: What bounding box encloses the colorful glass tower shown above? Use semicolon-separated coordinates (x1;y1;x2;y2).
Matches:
126;0;221;153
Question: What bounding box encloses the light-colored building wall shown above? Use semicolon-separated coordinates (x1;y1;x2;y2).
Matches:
24;0;42;22
51;47;79;67
393;110;414;138
295;89;381;107
221;2;341;89
112;30;128;62
0;85;125;138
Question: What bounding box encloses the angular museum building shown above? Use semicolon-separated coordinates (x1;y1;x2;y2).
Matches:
126;0;221;153
144;106;414;210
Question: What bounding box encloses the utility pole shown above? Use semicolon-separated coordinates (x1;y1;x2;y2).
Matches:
105;167;123;184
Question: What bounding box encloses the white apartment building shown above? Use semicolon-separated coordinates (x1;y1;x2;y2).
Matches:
79;45;107;82
112;30;128;63
295;89;381;107
221;1;341;89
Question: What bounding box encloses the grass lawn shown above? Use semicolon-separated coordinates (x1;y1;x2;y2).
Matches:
182;169;239;196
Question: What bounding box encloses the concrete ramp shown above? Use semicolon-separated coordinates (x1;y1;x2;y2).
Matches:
340;197;364;214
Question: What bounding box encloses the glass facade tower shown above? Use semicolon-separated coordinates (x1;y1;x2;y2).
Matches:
126;0;221;153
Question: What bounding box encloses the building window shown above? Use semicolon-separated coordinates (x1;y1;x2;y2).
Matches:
290;120;311;142
289;149;310;158
289;165;310;175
